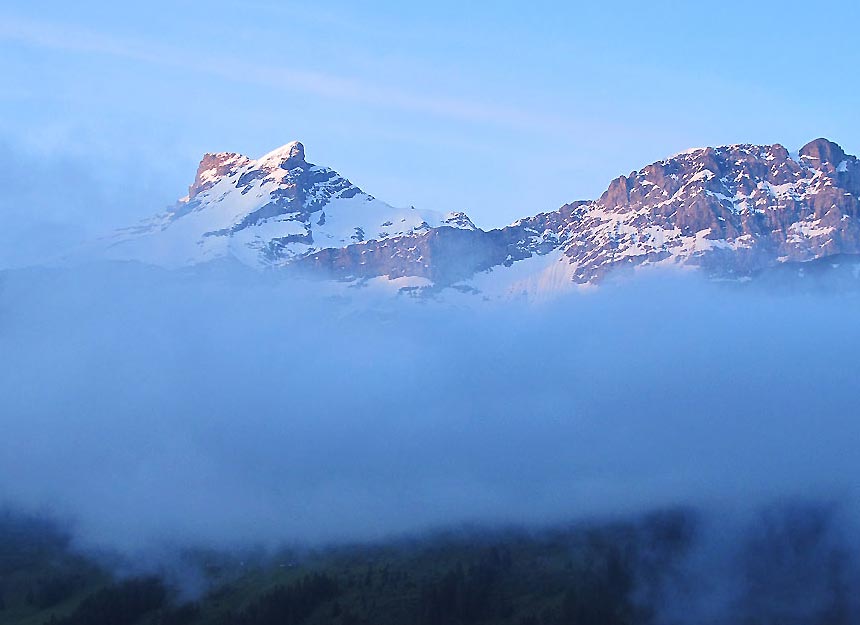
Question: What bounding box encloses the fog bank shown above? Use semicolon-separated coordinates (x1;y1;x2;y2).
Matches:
1;265;858;559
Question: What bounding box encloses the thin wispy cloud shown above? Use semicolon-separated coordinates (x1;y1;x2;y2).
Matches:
0;13;588;137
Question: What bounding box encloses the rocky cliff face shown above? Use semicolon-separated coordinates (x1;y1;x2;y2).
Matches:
551;138;860;283
104;138;860;295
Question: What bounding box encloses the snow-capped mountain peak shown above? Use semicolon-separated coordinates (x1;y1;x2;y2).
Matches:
104;141;476;269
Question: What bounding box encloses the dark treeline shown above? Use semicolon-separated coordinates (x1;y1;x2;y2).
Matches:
217;573;339;625
48;577;168;625
2;505;859;625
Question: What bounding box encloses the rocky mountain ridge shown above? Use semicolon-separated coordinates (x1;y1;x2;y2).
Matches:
101;138;860;297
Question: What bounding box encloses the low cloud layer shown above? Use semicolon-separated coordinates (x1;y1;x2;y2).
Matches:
2;265;859;558
0;140;181;268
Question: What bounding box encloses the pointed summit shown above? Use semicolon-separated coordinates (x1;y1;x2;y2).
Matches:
257;141;306;169
799;138;847;165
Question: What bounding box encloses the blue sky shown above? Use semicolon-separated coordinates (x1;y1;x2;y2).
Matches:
1;0;859;231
